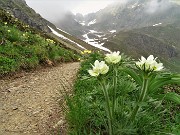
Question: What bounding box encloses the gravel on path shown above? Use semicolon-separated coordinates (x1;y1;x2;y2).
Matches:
0;62;80;135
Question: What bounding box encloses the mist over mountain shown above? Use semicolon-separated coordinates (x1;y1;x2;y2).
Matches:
57;0;180;34
56;0;180;71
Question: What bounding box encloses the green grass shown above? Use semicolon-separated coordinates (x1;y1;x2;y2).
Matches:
0;9;79;75
66;52;180;135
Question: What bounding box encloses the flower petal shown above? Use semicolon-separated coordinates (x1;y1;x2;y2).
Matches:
88;70;99;77
105;51;121;64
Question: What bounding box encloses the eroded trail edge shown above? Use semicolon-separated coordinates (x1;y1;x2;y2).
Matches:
0;62;80;135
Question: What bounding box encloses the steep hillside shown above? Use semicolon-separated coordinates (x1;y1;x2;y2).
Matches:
103;25;180;72
0;0;52;32
0;8;79;75
0;0;100;52
134;25;180;50
55;12;88;37
83;0;180;32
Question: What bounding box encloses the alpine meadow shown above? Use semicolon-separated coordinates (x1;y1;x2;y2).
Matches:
0;0;179;135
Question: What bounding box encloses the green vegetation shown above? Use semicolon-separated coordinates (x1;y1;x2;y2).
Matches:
66;52;180;135
0;0;97;52
104;25;180;72
0;9;78;75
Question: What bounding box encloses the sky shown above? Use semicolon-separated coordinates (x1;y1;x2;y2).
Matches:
25;0;175;23
25;0;118;22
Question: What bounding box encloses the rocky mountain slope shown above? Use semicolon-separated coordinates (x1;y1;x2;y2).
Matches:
103;25;180;71
83;0;180;32
58;0;180;36
0;0;52;32
57;0;180;71
0;0;99;52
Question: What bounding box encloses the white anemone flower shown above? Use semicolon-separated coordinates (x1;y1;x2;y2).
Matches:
88;60;109;77
136;55;163;72
151;61;164;71
88;68;99;77
105;51;121;64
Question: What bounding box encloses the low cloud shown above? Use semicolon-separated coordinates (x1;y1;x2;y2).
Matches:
25;0;175;23
145;0;172;14
25;0;83;23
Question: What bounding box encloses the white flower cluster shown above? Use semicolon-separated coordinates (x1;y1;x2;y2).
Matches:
136;55;163;72
105;51;121;64
88;51;121;77
88;60;109;77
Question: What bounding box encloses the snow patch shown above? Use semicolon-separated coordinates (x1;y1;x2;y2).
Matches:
48;26;86;49
109;30;116;33
89;30;99;33
131;5;136;8
132;4;141;8
79;21;85;26
97;34;106;38
82;33;111;52
172;45;176;48
49;26;110;52
57;28;71;35
128;2;141;9
88;19;96;26
153;23;162;26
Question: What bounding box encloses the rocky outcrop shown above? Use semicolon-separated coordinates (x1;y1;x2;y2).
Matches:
0;0;53;33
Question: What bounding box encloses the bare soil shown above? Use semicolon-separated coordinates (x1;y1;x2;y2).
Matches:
0;62;80;135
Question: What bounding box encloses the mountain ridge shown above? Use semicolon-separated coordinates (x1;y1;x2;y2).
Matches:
0;0;52;32
56;0;180;71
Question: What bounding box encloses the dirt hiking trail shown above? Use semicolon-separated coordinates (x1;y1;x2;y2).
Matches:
0;62;80;135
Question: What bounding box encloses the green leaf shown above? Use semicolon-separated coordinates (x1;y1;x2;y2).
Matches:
121;68;142;85
149;73;180;94
171;74;180;82
137;101;148;107
154;92;180;104
80;76;91;80
164;92;180;104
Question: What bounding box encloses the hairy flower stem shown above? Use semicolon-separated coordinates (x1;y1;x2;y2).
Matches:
100;80;113;135
130;75;149;122
112;67;118;118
